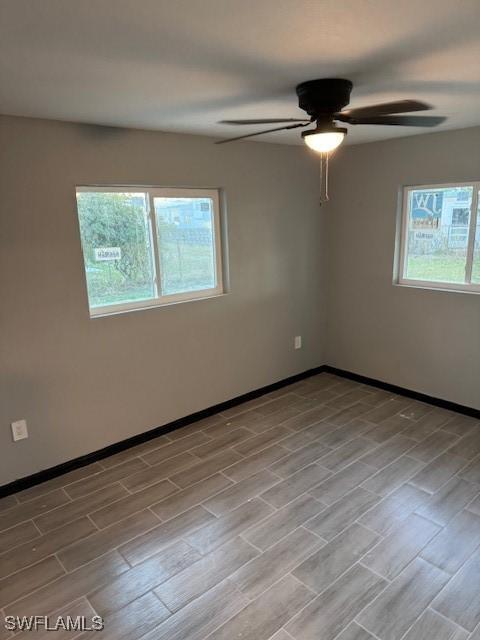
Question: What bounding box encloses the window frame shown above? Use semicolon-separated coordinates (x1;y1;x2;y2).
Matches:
76;185;225;317
397;180;480;294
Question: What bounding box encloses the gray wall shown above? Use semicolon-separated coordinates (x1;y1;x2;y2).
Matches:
3;115;478;487
0;115;325;485
326;126;480;410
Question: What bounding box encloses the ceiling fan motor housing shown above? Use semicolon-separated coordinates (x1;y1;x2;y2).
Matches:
217;79;444;145
296;78;353;119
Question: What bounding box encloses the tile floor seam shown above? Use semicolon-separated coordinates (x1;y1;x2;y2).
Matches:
118;480;134;494
427;605;473;634
357;561;393;584
411;511;453;537
1;559;77;610
238;533;264;554
0;495;78;533
0;518;40;544
238;524;322;569
90;501;164;530
31;518;43;536
28;485;142;533
350;620;384;640
152;589;176;615
354;556;455;640
238;570;318;606
190;580;252;640
79;516;181;568
394;604;448;640
147;506;164;521
149;483;232;523
86;513;100;531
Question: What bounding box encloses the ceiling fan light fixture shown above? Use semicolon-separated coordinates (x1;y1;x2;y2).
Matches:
302;126;347;153
216;79;444;148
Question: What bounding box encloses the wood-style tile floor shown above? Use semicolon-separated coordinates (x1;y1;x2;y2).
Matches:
1;373;480;640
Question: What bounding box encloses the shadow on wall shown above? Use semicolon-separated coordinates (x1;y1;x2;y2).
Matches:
74;123;132;140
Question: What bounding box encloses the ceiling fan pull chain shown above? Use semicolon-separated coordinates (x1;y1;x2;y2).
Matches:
319;153;329;205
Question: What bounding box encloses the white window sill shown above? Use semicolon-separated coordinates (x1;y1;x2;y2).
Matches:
90;291;228;318
394;281;480;295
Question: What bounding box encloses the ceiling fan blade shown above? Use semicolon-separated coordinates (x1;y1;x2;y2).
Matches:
338;100;432;120
346;115;446;127
215;122;308;144
220;118;311;125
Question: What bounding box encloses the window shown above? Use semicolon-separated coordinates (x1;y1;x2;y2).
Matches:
76;187;224;315
398;182;480;292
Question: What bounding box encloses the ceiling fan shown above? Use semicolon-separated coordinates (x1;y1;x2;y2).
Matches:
216;78;446;151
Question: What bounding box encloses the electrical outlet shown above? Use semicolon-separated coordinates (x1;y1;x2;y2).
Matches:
11;419;28;442
294;335;302;349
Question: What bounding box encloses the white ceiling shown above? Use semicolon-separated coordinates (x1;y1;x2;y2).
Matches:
1;0;479;145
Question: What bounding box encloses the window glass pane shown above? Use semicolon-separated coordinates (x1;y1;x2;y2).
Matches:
154;197;217;295
404;186;473;284
472;193;480;284
76;191;156;309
